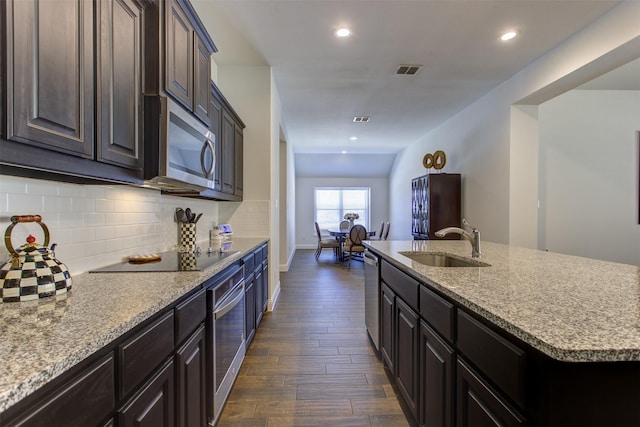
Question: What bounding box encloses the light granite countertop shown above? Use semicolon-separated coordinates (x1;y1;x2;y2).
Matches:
0;237;268;414
364;240;640;363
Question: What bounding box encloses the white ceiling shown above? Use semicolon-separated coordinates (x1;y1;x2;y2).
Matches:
192;0;633;177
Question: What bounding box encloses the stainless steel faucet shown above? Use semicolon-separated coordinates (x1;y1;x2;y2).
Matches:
435;218;482;258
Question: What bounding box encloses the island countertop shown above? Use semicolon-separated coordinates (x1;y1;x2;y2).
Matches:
364;240;640;363
0;237;268;413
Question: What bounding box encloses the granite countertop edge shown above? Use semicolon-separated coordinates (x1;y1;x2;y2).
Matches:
364;240;640;363
0;237;268;414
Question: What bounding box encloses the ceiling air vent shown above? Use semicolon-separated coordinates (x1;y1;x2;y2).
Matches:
395;64;422;76
353;116;371;123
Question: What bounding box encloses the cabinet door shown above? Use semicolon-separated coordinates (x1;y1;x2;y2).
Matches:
261;260;268;312
210;93;223;191
255;266;264;327
421;321;454;427
119;359;175;427
193;34;211;125
456;359;525;427
165;0;193;110
234;124;243;197
176;325;206;427
6;0;94;157
96;0;142;170
380;283;395;372
5;355;114;427
221;110;235;194
396;297;420;422
245;274;256;346
411;176;428;238
428;174;461;239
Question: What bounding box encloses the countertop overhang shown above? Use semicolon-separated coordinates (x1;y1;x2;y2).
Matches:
0;237;268;413
364;240;640;363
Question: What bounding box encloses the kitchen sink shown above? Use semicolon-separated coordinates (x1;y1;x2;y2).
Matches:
399;251;490;267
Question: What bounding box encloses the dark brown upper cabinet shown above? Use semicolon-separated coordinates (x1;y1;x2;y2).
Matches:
97;0;144;170
1;0;146;184
190;82;244;202
5;0;95;158
163;0;215;126
234;124;244;197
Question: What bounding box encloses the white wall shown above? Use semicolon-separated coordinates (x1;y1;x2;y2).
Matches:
279;138;297;271
215;65;285;309
0;176;221;274
389;1;640;264
295;176;390;248
538;90;640;265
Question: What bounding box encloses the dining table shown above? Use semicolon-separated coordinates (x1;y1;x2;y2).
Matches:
327;227;375;261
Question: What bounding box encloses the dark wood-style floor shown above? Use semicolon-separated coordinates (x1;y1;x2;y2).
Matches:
216;249;411;427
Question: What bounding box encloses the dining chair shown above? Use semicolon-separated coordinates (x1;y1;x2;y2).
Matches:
344;224;367;267
383;222;390;240
371;221;385;240
315;222;340;261
339;220;350;230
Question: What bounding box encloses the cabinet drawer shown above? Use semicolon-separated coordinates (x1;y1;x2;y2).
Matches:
242;253;255;275
5;355;114;427
457;311;526;408
419;286;455;343
381;260;419;312
175;288;206;345
118;311;175;397
254;248;263;266
262;244;268;260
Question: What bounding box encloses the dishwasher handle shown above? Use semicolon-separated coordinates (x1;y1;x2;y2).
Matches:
364;250;378;267
214;283;244;319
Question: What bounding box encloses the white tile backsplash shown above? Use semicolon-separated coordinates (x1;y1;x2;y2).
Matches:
218;200;270;238
0;175;249;274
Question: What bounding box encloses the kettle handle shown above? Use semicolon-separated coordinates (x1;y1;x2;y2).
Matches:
4;215;51;257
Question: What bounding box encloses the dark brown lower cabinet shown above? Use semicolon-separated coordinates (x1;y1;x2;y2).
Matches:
456;359;525;427
119;359;175;427
3;355;114;427
372;252;640;427
396;298;420;422
176;325;206;427
255;262;264;327
245;271;257;346
420;321;454;427
380;282;395;372
261;258;268;312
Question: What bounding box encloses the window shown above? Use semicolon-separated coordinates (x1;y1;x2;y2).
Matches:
315;187;370;231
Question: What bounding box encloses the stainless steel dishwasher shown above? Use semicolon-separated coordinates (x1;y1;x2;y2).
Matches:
364;249;380;351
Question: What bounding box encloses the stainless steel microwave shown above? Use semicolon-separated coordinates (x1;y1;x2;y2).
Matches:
143;96;215;191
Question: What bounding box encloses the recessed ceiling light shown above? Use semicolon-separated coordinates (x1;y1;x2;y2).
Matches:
500;31;518;41
350;136;358;141
335;27;352;38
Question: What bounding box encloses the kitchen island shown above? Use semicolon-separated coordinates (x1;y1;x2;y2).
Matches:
0;237;268;425
364;239;640;427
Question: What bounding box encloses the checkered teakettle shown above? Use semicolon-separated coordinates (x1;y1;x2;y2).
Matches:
0;215;72;303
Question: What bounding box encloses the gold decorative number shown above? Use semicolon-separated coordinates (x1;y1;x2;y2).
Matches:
423;153;434;169
433;150;446;170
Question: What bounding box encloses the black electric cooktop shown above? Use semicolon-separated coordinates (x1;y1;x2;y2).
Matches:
89;250;238;273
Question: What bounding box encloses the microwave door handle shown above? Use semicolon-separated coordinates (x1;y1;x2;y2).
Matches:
201;139;215;179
